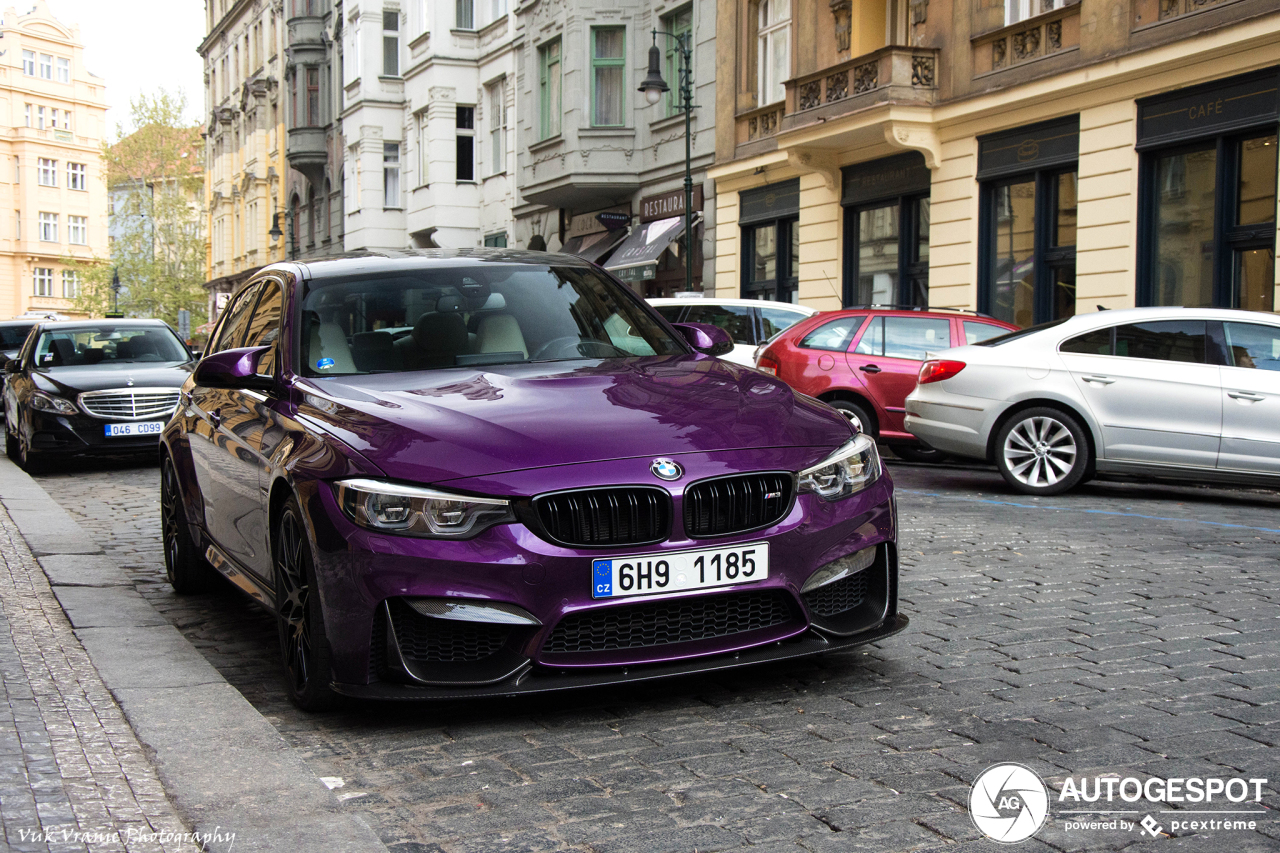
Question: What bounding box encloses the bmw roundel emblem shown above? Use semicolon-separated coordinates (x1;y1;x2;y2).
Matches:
650;458;683;481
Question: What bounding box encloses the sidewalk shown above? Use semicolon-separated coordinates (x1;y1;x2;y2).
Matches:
0;457;387;853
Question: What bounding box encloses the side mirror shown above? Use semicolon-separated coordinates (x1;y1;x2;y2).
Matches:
192;346;274;391
673;322;734;357
4;359;18;375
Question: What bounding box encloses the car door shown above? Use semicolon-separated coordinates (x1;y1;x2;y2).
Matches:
188;283;264;564
1058;319;1221;467
1218;320;1280;474
847;315;951;435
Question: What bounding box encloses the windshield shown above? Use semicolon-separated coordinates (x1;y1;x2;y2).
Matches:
0;325;35;349
299;263;686;377
975;319;1069;347
34;326;190;367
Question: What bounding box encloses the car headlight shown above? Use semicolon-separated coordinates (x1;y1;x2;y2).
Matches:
29;391;77;415
334;478;516;539
797;434;881;501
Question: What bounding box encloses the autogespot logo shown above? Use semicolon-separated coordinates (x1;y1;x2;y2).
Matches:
970;763;1051;843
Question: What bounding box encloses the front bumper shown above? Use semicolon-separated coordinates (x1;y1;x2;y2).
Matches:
302;470;904;697
25;408;165;457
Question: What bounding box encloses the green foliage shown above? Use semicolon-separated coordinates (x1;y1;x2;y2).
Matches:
70;90;206;331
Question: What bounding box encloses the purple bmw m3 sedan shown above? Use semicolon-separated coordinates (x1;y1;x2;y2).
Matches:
161;251;907;709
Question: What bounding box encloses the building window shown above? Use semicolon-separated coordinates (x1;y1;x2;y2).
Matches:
37;159;57;187
484;232;508;248
1006;0;1065;26
663;6;692;117
757;0;790;106
456;106;475;182
981;172;1077;328
68;215;87;245
306;66;320;125
382;10;399;76
14;210;20;240
36;106;46;130
480;0;507;27
417;113;430;186
744;219;798;302
60;110;72;131
383;142;401;207
69;163;87;193
33;268;53;297
38;53;53;79
456;0;473;29
539;39;561;140
24;104;31;127
56;57;70;83
847;198;931;308
591;27;626;127
62;269;80;298
22;50;35;75
488;79;506;175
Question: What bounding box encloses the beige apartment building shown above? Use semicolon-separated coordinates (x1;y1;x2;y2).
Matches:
710;0;1279;327
199;0;289;320
0;1;108;319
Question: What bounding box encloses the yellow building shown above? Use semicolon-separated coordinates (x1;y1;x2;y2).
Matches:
710;0;1279;326
199;0;288;319
0;0;108;319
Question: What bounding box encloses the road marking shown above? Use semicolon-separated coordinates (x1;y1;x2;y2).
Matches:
897;489;1280;535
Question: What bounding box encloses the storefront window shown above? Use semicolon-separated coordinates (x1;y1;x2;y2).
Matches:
1152;146;1216;309
744;219;798;302
842;154;931;308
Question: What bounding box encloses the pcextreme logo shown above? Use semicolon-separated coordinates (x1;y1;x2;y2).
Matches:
969;766;1271;843
969;763;1050;843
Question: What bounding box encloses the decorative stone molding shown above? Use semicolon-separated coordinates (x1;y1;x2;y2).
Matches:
883;121;942;170
974;2;1078;74
799;81;822;111
786;148;840;193
829;0;852;53
993;38;1007;68
1012;28;1040;60
910;0;928;24
826;71;848;101
911;55;935;87
853;62;878;94
1046;20;1062;50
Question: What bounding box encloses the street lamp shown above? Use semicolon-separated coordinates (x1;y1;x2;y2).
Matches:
110;268;121;314
269;208;296;260
639;29;696;293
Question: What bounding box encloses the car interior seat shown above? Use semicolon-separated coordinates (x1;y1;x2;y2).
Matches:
475;314;528;358
307;321;358;373
351;331;401;372
400;312;468;370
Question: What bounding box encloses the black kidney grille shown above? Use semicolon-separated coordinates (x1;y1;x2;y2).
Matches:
543;590;794;655
389;600;510;663
684;473;792;538
535;488;669;546
802;570;869;618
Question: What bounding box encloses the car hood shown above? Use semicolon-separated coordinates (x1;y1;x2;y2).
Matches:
36;361;194;395
295;355;852;484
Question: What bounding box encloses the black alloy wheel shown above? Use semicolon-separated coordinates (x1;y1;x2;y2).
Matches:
161;458;214;594
16;422;45;474
274;496;339;711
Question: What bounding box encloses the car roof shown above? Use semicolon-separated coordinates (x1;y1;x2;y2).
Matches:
35;319;174;331
258;248;598;282
647;297;817;313
0;319;38;326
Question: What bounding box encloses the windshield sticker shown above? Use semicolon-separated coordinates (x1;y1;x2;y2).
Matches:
317;357;336;370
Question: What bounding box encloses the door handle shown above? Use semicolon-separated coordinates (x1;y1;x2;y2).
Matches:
1227;390;1265;402
859;364;882;374
1082;375;1115;385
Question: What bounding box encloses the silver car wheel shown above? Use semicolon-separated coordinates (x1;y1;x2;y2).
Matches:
1002;415;1077;488
839;408;864;433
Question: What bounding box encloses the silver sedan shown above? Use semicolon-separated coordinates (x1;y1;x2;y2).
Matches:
904;307;1280;495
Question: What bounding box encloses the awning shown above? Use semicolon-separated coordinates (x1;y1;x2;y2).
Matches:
560;228;629;264
604;216;690;282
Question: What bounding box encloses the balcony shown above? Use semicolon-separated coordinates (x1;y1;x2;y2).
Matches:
971;3;1080;77
286;127;327;183
782;47;939;132
286;14;325;64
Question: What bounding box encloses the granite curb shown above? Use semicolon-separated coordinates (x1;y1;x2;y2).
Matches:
0;456;389;853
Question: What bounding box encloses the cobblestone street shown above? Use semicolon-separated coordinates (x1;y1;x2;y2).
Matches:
35;458;1280;853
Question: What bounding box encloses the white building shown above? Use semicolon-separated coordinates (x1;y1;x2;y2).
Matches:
342;0;518;252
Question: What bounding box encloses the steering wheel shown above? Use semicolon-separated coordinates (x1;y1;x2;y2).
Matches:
530;336;627;359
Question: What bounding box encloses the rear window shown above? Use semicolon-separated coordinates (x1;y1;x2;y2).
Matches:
799;316;863;352
653;305;684;324
682;304;757;346
976;319;1069;347
759;306;808;339
0;324;34;349
963;321;1008;345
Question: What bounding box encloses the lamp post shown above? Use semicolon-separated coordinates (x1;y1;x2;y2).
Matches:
269;208;296;260
110;268;121;315
639;29;696;293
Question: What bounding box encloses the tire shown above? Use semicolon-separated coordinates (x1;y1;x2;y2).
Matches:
994;406;1091;496
161;458;215;594
828;399;877;437
17;428;46;474
274;496;339;711
889;442;948;464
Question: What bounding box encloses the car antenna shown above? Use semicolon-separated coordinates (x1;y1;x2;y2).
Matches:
1097;305;1109;311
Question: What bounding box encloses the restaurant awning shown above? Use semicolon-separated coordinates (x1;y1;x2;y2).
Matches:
604;216;694;282
559;228;629;264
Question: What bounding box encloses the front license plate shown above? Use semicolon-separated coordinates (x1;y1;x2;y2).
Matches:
592;543;769;599
104;421;165;438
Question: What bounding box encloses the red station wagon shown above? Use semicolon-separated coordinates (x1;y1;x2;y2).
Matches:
756;308;1017;461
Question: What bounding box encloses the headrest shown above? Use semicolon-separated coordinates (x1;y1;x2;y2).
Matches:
412;312;468;354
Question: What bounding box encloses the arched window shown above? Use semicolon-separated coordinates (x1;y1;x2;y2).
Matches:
307;185;317;247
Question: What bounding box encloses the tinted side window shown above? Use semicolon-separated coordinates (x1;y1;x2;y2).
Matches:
881;317;951;361
242;280;283;375
1224;322;1280;371
683;304;757;346
653;305;685;324
1061;327;1113;355
802;316;864;352
1114;320;1206;363
964;321;1009;345
210;284;262;354
759;307;807;339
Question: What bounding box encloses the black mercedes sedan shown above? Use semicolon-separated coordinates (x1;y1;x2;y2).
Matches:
0;320;38;417
3;319;194;471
